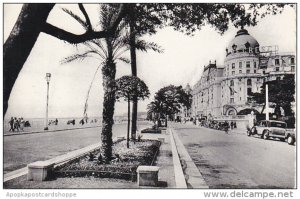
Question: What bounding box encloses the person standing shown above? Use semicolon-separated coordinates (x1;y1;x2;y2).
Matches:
19;117;25;131
230;121;234;130
8;117;14;132
14;117;19;132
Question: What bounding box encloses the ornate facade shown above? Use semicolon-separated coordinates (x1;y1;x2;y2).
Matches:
192;29;295;119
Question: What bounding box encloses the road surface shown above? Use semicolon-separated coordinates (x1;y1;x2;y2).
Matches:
172;123;296;188
4;122;150;173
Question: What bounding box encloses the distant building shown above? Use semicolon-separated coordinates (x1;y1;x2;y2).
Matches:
192;29;295;119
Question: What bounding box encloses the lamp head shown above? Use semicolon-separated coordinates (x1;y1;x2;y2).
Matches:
46;73;51;82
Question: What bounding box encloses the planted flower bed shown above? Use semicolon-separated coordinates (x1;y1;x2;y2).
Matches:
54;139;160;181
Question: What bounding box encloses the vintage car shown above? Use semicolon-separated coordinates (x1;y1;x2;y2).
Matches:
216;121;229;131
209;121;218;129
247;120;295;145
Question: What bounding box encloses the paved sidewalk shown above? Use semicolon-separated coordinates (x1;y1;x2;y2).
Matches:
4;125;101;136
142;129;176;188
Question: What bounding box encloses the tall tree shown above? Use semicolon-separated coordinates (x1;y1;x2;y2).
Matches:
61;4;129;162
3;3;127;115
147;85;192;125
115;75;150;148
124;3;163;140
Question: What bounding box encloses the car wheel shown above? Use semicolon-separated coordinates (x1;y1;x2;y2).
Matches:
263;131;269;140
247;130;251;136
287;136;295;145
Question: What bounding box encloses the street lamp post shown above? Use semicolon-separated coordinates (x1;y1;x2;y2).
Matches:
265;83;269;120
44;73;51;130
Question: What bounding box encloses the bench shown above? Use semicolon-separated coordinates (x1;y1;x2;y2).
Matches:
136;166;159;186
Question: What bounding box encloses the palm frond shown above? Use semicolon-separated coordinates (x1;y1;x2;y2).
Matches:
89;39;108;58
135;40;164;53
60;50;99;64
83;64;102;117
62;8;89;30
117;57;130;64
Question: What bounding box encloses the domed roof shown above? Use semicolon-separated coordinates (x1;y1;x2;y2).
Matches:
227;29;259;54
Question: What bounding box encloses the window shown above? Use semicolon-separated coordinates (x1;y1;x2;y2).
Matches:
239;70;242;74
232;63;235;69
276;67;279;72
232;71;235;75
230;89;234;96
230;80;234;86
291;57;295;64
232;44;237;53
254;70;257;73
261;121;266;127
230;98;234;103
246;70;250;74
247;79;252;86
291;65;295;72
270;122;287;128
247;87;252;95
254;62;257;68
263;70;266;74
240;97;242;101
246;61;251;68
275;59;280;65
257;78;260;82
239;62;242;68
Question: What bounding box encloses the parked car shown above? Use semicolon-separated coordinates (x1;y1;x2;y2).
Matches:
217;122;228;131
247;120;295;145
209;121;218;129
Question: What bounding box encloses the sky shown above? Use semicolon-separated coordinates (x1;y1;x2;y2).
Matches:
3;3;296;119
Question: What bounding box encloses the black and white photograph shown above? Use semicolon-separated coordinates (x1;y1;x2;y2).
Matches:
1;0;298;198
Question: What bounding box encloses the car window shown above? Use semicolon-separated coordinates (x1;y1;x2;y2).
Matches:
261;121;266;127
270;122;286;128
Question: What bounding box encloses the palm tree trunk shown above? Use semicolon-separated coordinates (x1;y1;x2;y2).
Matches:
127;99;130;148
101;60;116;162
129;13;138;140
4;4;55;116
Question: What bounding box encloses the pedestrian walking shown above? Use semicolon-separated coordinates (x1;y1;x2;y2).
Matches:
224;121;229;134
14;117;19;132
8;117;14;132
233;122;237;128
230;121;234;129
19;117;25;131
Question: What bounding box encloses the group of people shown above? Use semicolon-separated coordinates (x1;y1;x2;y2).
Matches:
8;117;25;132
48;118;58;126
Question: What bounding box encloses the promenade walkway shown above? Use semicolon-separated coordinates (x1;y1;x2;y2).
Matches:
4;125;178;188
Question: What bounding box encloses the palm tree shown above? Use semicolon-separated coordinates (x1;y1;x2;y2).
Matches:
61;4;130;162
62;4;161;162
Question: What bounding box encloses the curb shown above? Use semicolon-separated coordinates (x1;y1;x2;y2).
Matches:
172;128;209;188
3;167;28;183
169;128;187;188
4;125;101;137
